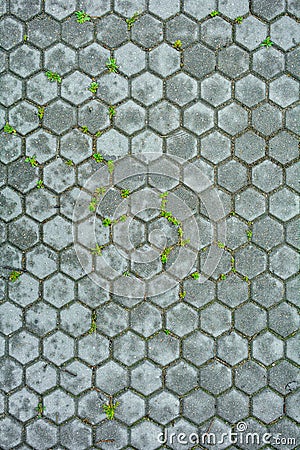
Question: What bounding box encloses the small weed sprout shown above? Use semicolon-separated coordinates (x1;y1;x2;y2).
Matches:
102;218;112;227
107;160;114;174
164;329;171;335
89;81;99;94
37;106;44;119
260;36;273;48
3;123;16;134
89;311;97;333
95;130;102;137
179;290;186;299
9;271;22;282
246;229;253;240
102;398;120;420
210;10;219;17
126;12;139;30
235;16;243;24
173;40;183;50
23;34;28;41
106;57;119;73
25;155;38;167
36;402;45;418
217;241;225;249
75;10;91;23
89;187;106;212
93;153;104;163
123;271;130;277
191;272;200;280
36;180;44;189
161;247;172;264
121;189;130;198
81;125;89;134
45;70;62;83
102;215;127;227
231;256;236;273
91;244;103;256
220;273;227;281
108;105;116;119
244;275;249;282
65;159;74;166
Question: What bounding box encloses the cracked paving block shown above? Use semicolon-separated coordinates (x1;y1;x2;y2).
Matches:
26;360;57;393
286;104;300;135
61;71;92;105
270;245;299;280
62;16;93;48
28;15;60;49
235;188;266;221
235;131;265;164
252;160;282;193
184;101;214;135
253;48;285;80
166;73;198;106
184;43;215;79
182;331;214;366
96;303;128;337
132;14;163;48
26;302;57;336
0;302;22;335
269;75;299;108
218;159;247;192
235;16;267;50
148;331;179;366
131;360;162;395
43;100;76;135
0;358;23;393
0;187;22;222
79;42;110;77
252;331;284;366
235;360;267;395
270;188;299;222
113;331;145;366
201;17;232;49
149;101;180;135
252;0;285;20
9;216;39;251
45;0;76;20
0;417;22;449
235;75;266;108
269;131;299;165
132;72;163;106
0;134;22;164
184;278;215;308
26;188;56;222
10;0;42;20
149;0;180;18
287;47;300;78
97;14;128;48
115;100;146;135
9;330;39;364
131;302;162;337
43;331;74;365
166;14;199;47
115;390;145;425
252;103;282;137
201;131;231;164
60;302;91;337
235;245;267;279
0;74;22;107
200;360;232;394
60;129;92;163
235;302;267;336
166;130;197;159
8;387;38;422
26;130;57;164
44;43;76;76
271;16;300;51
183;390;215;425
287;161;300;193
252;216;284;250
78;100;110;134
115;43;146;76
269;360;300;395
201;73;231;107
96;361;128;394
9;273;39;307
166;303;198;337
44;159;75;193
218;45;249;79
27;72;58;104
26;244;57;279
9;101;39;135
60;361;92;394
201;302;231;337
252;273;283;308
252;389;283;424
149;43;180;78
78;390;105;424
218;389;249;422
217;273;248;307
149;391;179;425
217;332;248;366
97;73;128;105
166;361;198;395
218;102;249;136
287;217;300;250
44;388;75;424
26;420;58;450
78;333;109;365
8;159;37;193
61;419;92;450
0;17;23;50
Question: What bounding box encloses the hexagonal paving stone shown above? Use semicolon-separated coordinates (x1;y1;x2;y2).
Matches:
286;104;300;135
27;72;58;104
252;103;282;137
251;273;284;308
149;101;180;135
62;16;93;48
26;302;57;336
286;276;300;308
252;389;283;424
27;420;58;449
44;43;76;76
270;188;299;222
217;273;248;307
252;331;284;366
96;360;128;394
270;302;299;340
252;160;282;193
44;388;75;424
0;134;22;164
43;216;72;250
149;391;179;425
269;131;299;164
235;302;267;337
61;419;92;450
218;160;247;192
235;16;267;50
287;334;300;365
201;302;231;337
78;100;110;134
131;421;162;450
287;217;300;250
0;357;23;394
287;161;300;193
26;188;56;222
201;16;232;49
270;245;299;280
183;389;215;425
0;302;22;335
115;43;146;77
218;389;249;423
148;331;179;366
149;43;180;78
166;361;198;395
44;159;75;193
78;390;105;425
96;129;129;159
26;360;57;394
166;130;197;160
271;16;300;51
184;43;215;79
0;417;22;449
9;330;39;364
149;0;180;18
115;390;145;425
131;360;162;395
166;14;199;47
0;74;22;107
45;0;76;19
166;303;198;337
252;216;284;251
201;73;231;107
166;73;198;106
78;333;109;365
131;14;163;49
235;188;266;221
61;246;91;280
287;47;300;78
78;0;110;15
44;331;74;366
286;392;300;423
269;75;299;108
253;48;285;80
200;360;232;394
10;0;42;20
8;158;37;193
184;102;214;135
26;130;57;164
97;14;128;48
8;387;38;422
26;244;57;279
28;15;60;49
60;361;92;395
113;331;145;366
60;129;92;164
131;302;161;337
132;129;163;158
114;100;145;135
235;131;265;164
218;45;249;79
0;187;22;222
96;303;128;337
252;0;285;20
97;73;129;105
270;418;300;450
184;0;216;19
61;71;92;105
9;101;39;135
60;303;91;337
217;332;248;366
201;131;231;164
43;100;76;135
0;17;23;50
9;273;39;307
218;102;249;136
9;216;39;251
235;74;266;108
182;331;214;366
235;360;267;395
132;73;163;107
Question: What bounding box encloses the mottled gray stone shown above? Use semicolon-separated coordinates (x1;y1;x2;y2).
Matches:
131;14;163;48
114;331;145;366
252;0;285;20
252;389;283;424
201;73;231;106
184;101;214;135
270;75;299;108
28;15;60;49
200;360;232;394
218;160;247;192
8;387;38;422
149;391;179;424
218;102;249;136
0;17;23;50
115;100;145;135
217;332;248;365
217;273;248;307
236;16;267;50
235;74;266;108
0;187;22;222
0;74;22;107
131;360;162;395
43;331;74;365
0;417;22;449
166;130;197;159
149;101;180;135
201;16;232;49
201;131;231;164
270;188;299;222
218;389;249;422
218;45;249;79
61;360;92;394
148;331;179;366
44;43;76;75
253;331;284;366
0;357;23;393
235;245;267;279
287;47;300;78
26;130;57;163
44;388;75;423
166;73;198;106
184;0;216;19
269;131;299;164
78;333;109;365
9;273;39;307
27;72;58;104
0;302;22;335
253;160;282;193
235;302;267;336
60;302;91;337
62;16;93;48
10;0;42;20
271;16;300;51
184;43;216;79
166;361;198;395
166;14;198;46
252;103;282;137
253;48;285;80
235;188;266;221
78;390;105;424
286;104;300;135
26;360;57;393
43;100;76;135
26;302;57;336
269;360;300;395
43;273;74;307
201;302;231;336
235;361;267;395
61;419;92;450
61;70;92;105
0;133;22;164
9;101;39;136
97;14;128;48
252;216;284;250
131;302;161;337
96;361;128;394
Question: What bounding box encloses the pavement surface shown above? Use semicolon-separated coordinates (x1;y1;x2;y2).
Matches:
0;0;299;449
